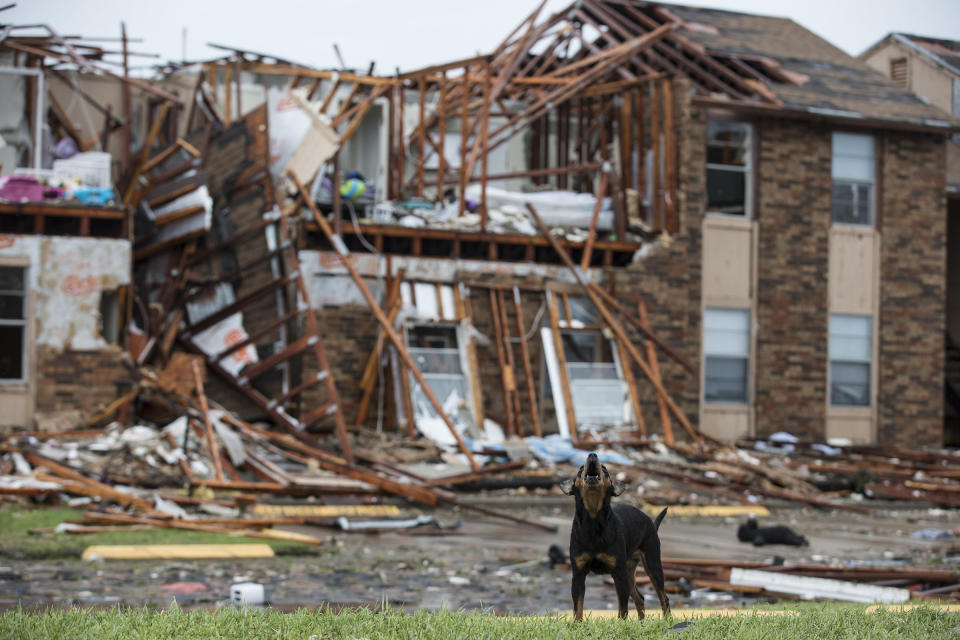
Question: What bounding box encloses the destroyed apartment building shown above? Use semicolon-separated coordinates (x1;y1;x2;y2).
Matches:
1;0;960;463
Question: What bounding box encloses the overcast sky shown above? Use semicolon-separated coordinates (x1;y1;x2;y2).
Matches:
4;1;959;74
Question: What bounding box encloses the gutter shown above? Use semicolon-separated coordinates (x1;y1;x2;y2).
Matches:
692;95;960;136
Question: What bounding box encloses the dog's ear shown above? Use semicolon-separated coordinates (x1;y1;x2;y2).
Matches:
601;464;626;496
559;478;576;495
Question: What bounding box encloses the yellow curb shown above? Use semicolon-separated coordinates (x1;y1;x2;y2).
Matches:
81;544;275;560
250;504;400;517
641;504;771;517
560;603;960;620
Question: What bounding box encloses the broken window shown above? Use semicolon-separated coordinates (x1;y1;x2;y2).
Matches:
563;330;630;425
99;289;120;345
703;308;749;404
406;324;472;423
706;121;752;217
0;265;26;382
829;314;872;407
832;133;875;226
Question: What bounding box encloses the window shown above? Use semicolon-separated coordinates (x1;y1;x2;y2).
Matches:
562;329;629;426
829;314;872;407
0;266;27;382
703;308;749;403
406;324;469;421
99;289;119;344
706;121;752;217
832;133;875;226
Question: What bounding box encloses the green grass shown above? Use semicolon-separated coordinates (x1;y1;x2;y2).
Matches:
0;508;318;559
0;604;957;640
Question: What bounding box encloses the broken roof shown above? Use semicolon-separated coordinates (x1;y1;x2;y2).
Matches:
644;2;958;130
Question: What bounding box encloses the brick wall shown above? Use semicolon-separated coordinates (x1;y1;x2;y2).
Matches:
34;345;132;428
288;83;947;449
609;77;703;437
301;305;380;432
754;119;832;439
878;131;946;448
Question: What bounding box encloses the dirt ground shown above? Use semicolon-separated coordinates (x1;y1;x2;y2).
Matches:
2;497;958;615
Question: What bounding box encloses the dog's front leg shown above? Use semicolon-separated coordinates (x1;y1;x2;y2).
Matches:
612;565;632;620
571;568;587;621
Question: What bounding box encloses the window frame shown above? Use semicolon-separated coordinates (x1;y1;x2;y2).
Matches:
953;78;960;146
828;313;873;408
831;132;876;227
705;120;754;219
0;265;28;385
702;307;751;405
403;321;474;424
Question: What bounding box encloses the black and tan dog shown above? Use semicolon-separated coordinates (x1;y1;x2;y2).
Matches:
560;453;669;621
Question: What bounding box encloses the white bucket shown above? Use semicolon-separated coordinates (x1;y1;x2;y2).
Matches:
230;582;265;606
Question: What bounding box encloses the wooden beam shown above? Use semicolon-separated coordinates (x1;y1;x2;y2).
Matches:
662;78;677;233
546;290;577;439
223;415;439;506
650;79;661;229
591;285;696;375
458;73;469;216
639;299;672;446
120;22;131;169
224;62;233;123
512;286;541;437
191;360;224;482
617;337;646;436
489;289;516;437
417;76;426;197
290;171;480;470
437;72;448;201
580;171;609;270
319;77;342;114
527;204;704;449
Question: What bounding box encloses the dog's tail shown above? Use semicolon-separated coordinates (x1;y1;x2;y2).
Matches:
653;507;668;530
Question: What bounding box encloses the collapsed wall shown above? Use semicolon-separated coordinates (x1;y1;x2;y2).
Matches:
0;234;132;431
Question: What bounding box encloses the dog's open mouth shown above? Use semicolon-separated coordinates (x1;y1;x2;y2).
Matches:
584;464;602;485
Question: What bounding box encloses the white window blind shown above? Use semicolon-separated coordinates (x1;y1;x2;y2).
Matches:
829;314;872;407
704;308;750;403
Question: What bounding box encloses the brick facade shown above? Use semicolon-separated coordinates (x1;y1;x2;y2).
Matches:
877;131;946;448
34;345;132;427
295;78;948;447
301;305;380;432
610;77;703;435
754;119;832;439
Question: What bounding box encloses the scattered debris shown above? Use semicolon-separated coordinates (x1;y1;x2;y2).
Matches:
737;519;809;547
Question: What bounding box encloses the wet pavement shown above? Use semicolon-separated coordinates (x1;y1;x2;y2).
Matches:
2;499;958;615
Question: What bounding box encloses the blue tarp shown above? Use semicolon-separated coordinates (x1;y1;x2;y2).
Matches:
525;434;634;466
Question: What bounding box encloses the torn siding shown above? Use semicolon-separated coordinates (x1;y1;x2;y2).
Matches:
0;234;131;350
299;250;599;307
